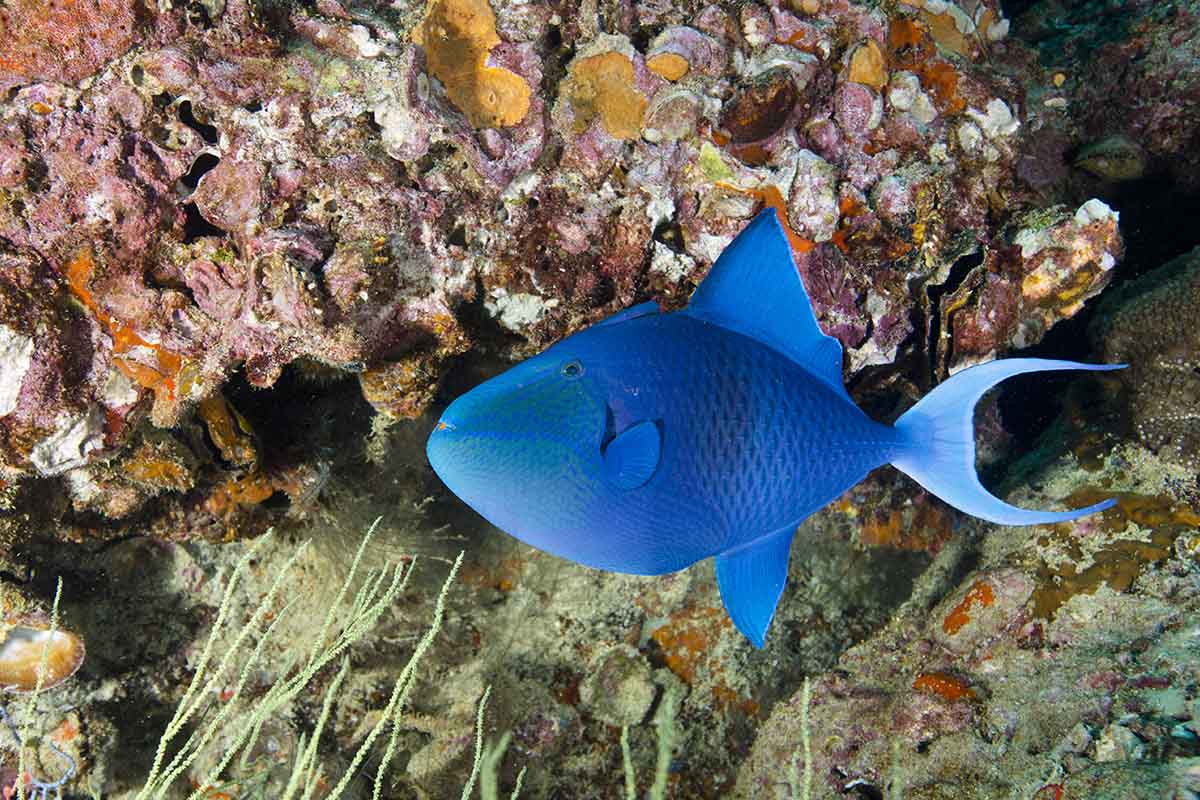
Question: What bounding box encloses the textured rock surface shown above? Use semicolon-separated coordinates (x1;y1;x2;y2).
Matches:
736;396;1200;799
0;0;1199;796
0;0;1126;532
1095;246;1200;471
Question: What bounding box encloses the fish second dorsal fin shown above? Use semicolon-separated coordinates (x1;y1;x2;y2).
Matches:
685;210;847;398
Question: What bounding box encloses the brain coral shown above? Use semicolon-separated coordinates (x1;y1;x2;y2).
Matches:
1094;246;1200;470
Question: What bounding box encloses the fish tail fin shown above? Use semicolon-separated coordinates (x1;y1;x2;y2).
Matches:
891;359;1124;525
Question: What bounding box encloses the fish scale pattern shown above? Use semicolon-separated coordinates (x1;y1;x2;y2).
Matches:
430;309;903;575
608;315;897;553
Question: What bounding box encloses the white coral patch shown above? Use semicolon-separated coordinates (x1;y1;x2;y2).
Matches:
957;121;983;153
100;367;140;408
368;64;430;163
1074;198;1119;225
692;232;734;265
349;25;384;58
485;288;559;332
0;324;33;417
967;99;1019;138
84;190;114;224
788;149;839;242
645;194;676;230
63;467;101;504
887;72;921;112
649;241;695;283
947;4;975;34
502;171;542;207
741;14;771;48
1013;227;1050;258
30;408;104;476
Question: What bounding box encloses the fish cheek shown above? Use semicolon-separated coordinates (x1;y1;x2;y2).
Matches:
560;377;608;451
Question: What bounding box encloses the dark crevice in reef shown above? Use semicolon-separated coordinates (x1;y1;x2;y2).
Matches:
179;152;220;191
998;0;1040;17
1085;172;1200;282
434;274;529;405
182;201;225;242
925;250;984;377
177;100;219;145
435;353;518;410
224;362;374;479
652;217;686;255
1000;172;1200;447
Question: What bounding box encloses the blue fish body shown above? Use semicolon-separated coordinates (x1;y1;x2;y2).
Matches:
427;210;1119;647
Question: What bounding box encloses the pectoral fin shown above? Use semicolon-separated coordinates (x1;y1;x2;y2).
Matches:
602;420;661;490
715;528;795;648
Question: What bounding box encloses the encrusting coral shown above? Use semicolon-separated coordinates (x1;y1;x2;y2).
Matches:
1094;245;1200;471
2;0;1199;794
0;0;1122;533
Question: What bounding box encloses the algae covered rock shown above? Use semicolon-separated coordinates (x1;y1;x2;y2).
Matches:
579;643;656;727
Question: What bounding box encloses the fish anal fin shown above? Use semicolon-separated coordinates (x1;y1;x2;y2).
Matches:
715;527;795;648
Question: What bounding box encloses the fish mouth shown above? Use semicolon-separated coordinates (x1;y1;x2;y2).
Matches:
426;421;457;483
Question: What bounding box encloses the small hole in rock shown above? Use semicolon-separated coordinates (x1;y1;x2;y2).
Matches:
183;202;226;243
844;782;884;800
180;153;220;191
178;100;219;144
653;218;686;254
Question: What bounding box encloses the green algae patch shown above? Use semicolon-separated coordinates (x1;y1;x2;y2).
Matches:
698;142;734;182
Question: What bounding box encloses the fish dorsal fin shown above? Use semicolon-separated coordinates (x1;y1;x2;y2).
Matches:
685;210;847;398
602;420;661;490
596;300;661;327
715;526;795;648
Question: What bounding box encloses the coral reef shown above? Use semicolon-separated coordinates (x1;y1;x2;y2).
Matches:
736;420;1200;799
1094;245;1200;470
0;0;1197;795
1014;0;1200;190
0;0;1123;533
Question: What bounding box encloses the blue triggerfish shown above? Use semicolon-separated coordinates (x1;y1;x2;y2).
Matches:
427;209;1119;647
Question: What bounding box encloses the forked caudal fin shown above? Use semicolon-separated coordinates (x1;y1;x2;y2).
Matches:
892;359;1124;525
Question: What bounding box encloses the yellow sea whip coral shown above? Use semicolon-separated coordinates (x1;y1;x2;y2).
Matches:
413;0;531;128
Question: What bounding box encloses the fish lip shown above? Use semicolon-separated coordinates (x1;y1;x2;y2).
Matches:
425;420;456;480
